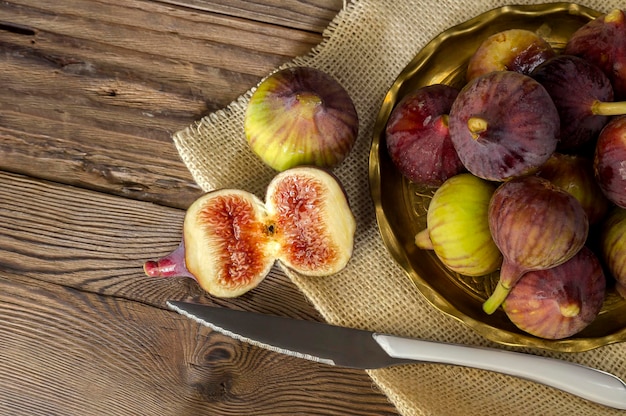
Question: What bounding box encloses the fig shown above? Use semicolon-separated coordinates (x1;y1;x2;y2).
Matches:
600;207;626;296
537;153;610;225
466;29;556;82
531;55;626;151
385;84;465;187
483;176;589;314
244;66;358;171
594;115;626;208
503;246;606;340
415;173;502;276
448;71;559;182
565;9;626;100
144;167;356;297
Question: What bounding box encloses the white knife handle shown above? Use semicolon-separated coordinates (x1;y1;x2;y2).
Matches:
373;333;626;410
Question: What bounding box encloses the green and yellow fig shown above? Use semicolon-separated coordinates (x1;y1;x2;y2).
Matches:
244;66;358;171
415;173;502;276
600;207;626;297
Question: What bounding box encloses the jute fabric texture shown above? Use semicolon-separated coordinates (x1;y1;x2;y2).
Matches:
173;1;626;415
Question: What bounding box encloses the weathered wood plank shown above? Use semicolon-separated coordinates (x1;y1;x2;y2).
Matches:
0;0;334;208
0;276;397;415
154;0;345;32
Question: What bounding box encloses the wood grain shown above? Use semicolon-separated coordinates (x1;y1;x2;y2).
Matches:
0;0;400;414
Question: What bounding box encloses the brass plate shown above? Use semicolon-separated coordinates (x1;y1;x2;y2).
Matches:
370;3;626;352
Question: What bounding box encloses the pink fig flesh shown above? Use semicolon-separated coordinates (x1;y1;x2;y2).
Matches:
385;84;465;187
503;247;606;340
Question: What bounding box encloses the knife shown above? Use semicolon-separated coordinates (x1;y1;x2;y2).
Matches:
167;301;626;410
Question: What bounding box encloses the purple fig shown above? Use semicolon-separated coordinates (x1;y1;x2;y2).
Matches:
466;29;556;82
503;246;606;340
449;71;559;181
565;9;626;100
600;207;626;297
385;84;465;187
594;115;626;208
531;55;626;151
483;176;589;314
537;153;611;225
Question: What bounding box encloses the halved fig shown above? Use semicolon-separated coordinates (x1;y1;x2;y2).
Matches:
144;167;356;297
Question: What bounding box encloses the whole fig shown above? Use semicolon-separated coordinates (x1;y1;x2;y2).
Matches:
483;176;588;314
244;66;358;171
503;246;606;340
415;173;502;276
449;71;559;181
600;207;626;297
144;167;356;297
594;115;626;208
385;84;464;187
537;153;610;225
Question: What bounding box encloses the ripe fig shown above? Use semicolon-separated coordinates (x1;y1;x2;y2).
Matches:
448;71;559;181
144;167;356;297
483;176;589;314
594;115;626;208
531;55;626;151
600;207;626;296
466;29;556;82
415;173;502;276
385;84;465;187
565;9;626;100
537;153;610;225
503;246;606;340
244;66;358;171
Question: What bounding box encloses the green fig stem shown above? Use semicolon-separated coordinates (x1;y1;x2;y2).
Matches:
591;100;626;116
143;240;197;281
605;9;624;24
482;260;526;315
467;117;488;140
415;228;434;250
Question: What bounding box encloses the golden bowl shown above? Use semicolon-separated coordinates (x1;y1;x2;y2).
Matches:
369;3;626;352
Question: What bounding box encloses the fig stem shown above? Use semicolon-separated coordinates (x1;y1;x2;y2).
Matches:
482;282;510;315
143;240;197;281
414;228;434;250
467;117;488;140
605;9;624;24
591;100;626;116
559;302;581;318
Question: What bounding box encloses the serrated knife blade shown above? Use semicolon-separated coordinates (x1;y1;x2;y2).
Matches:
167;301;626;410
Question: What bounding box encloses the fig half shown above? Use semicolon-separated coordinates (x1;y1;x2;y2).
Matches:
144;167;356;297
244;66;358;171
483;176;588;314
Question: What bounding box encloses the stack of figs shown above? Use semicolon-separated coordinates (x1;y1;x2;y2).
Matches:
387;10;626;340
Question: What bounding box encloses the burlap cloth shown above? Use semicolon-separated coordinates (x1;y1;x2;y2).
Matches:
173;1;626;415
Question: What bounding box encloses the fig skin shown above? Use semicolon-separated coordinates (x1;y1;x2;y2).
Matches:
415;173;502;276
144;167;356;297
537;153;611;225
594;115;626;208
466;29;556;82
531;55;626;152
448;71;559;182
483;176;589;314
600;207;626;295
244;66;358;171
385;84;465;187
503;246;606;340
565;9;626;101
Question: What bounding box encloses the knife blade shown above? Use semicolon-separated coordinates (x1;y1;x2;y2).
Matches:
167;301;626;410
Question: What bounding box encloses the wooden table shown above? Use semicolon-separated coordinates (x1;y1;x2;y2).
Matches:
0;1;400;414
